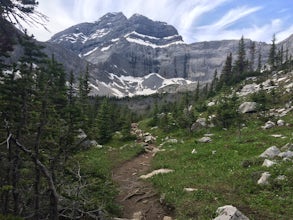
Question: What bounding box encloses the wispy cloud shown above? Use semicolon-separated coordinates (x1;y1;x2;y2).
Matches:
206;6;262;30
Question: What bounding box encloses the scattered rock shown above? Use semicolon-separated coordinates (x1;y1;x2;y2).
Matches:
144;135;156;144
81;140;101;149
196;118;207;127
212;150;217;155
191;149;197;154
257;172;271;185
259;146;281;158
166;138;178;144
262;159;277;167
198;137;212;143
204;133;214;137
271;134;285;138
77;129;87;140
276;175;287;181
132;211;143;220
238;83;260;96
191;118;207;131
261;121;275;129
140;169;174;179
238;102;258;113
277;119;285;126
184;188;198;192
213;205;249;220
207;101;215;107
278;151;293;159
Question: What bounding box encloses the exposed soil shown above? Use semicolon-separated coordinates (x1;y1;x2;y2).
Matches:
112;146;174;220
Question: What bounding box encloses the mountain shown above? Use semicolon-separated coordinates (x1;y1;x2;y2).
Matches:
5;12;293;97
50;12;292;97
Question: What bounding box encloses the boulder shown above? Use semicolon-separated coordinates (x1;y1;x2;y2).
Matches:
262;159;276;167
238;83;259;96
198;137;212;143
184;188;198;192
259;146;281;158
163;216;173;220
261;121;275;129
278;151;293;159
144;135;156;144
81;140;101;149
196;118;207;127
238;102;257;113
132;211;143;220
166;138;178;144
207;101;215;107
276;175;287;181
191;149;197;154
213;205;249;220
277;119;285;126
77;129;87;140
257;172;271;185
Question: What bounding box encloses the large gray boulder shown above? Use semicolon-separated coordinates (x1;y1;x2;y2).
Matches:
259;146;281;158
213;205;249;220
238;102;257;113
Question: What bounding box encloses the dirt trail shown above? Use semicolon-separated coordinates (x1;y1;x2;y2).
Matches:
112;147;173;220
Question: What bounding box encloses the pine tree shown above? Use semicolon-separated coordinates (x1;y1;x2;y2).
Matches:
95;98;112;144
219;52;233;87
234;36;246;75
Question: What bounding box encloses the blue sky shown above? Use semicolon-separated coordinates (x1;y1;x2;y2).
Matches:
28;0;293;43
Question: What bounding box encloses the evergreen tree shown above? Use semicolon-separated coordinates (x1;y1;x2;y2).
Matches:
234;36;246;75
95;98;112;144
219;52;233;87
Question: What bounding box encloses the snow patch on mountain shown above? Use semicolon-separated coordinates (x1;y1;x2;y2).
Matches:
89;28;110;40
124;31;184;48
126;36;184;48
89;73;193;97
83;47;99;56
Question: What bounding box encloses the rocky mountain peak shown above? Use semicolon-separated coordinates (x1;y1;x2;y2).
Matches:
94;12;127;28
127;14;178;38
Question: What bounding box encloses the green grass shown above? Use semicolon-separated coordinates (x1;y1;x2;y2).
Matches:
145;112;293;219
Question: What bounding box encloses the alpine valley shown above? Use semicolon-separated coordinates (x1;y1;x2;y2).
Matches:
40;12;293;97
